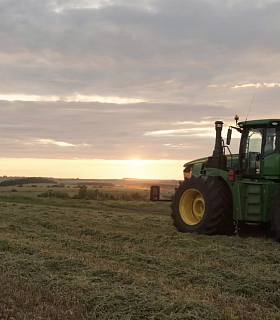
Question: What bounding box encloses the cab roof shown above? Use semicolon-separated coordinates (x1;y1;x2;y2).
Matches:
238;119;280;127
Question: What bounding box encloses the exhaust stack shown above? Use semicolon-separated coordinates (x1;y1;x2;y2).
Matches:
212;121;224;159
205;121;227;170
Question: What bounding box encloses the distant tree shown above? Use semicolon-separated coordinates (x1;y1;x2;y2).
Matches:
38;191;69;199
55;191;69;199
87;189;94;199
122;193;133;201
78;185;87;199
131;192;142;201
0;177;56;187
93;189;99;200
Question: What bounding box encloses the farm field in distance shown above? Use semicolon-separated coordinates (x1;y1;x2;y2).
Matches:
0;177;177;202
1;178;280;319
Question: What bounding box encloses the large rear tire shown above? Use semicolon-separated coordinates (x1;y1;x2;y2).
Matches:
171;175;233;235
270;187;280;242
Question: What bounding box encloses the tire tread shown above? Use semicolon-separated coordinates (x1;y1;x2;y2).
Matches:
172;175;234;235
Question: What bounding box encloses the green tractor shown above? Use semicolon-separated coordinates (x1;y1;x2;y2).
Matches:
150;117;280;240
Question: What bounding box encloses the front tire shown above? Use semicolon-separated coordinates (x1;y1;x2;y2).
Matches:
172;175;233;235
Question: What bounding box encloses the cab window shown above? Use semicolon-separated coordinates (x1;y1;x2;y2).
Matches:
241;128;263;176
264;128;277;156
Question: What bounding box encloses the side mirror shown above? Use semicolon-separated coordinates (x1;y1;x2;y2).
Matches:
226;128;232;145
150;186;160;201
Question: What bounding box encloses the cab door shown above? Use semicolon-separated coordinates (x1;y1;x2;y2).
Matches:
262;127;280;177
240;127;263;178
237;126;279;222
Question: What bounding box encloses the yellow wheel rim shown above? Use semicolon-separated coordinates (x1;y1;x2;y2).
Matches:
179;189;205;225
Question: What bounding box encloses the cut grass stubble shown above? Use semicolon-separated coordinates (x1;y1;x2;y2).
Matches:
1;201;280;319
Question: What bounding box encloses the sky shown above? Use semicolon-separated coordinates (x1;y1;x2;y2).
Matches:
1;0;280;179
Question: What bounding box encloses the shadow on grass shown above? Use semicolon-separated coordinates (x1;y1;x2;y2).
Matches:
236;222;276;240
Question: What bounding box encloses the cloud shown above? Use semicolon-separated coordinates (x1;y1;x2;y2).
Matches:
0;99;238;160
232;83;280;89
171;121;211;125
0;0;279;165
0;94;146;104
36;139;77;147
144;127;214;136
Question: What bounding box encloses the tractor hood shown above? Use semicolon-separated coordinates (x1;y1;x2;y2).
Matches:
183;154;239;170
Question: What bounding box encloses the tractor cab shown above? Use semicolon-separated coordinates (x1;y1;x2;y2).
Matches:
236;120;280;180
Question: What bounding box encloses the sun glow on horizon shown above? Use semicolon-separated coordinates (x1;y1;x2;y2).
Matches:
126;159;145;165
0;158;186;180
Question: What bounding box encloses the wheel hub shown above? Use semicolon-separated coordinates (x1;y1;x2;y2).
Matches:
179;189;205;225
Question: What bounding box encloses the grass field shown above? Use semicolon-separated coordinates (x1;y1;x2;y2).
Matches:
1;192;280;319
0;180;173;202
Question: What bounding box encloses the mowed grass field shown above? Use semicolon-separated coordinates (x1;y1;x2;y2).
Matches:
1;196;280;319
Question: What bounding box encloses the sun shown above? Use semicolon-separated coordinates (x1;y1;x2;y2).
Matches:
126;159;143;165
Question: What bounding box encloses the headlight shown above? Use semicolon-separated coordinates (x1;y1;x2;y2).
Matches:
183;166;192;179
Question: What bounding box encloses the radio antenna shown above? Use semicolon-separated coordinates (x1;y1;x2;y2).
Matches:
245;92;255;122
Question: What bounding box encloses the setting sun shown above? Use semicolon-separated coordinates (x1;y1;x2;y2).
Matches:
126;159;144;165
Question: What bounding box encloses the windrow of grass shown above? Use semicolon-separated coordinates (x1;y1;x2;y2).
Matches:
1;201;280;319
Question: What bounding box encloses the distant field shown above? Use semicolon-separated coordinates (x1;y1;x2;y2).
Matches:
1;196;280;320
0;176;179;190
0;177;176;201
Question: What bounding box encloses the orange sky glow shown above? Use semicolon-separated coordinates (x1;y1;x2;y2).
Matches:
1;158;187;180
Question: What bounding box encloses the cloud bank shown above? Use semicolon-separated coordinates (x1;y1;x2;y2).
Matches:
0;0;280;164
